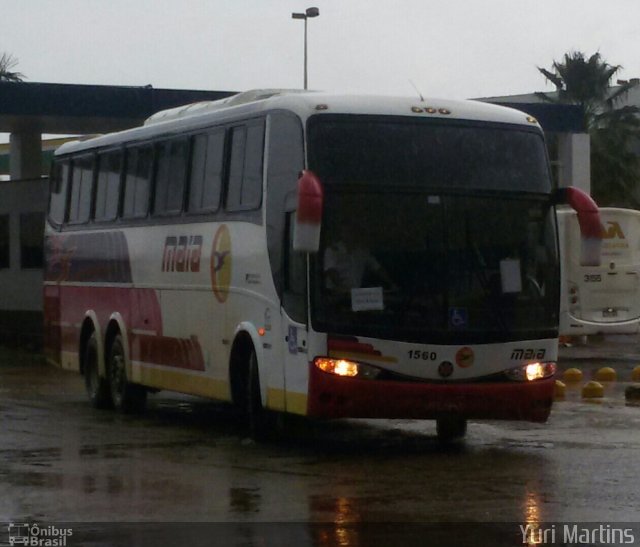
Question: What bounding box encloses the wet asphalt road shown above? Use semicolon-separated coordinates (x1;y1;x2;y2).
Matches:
1;339;640;546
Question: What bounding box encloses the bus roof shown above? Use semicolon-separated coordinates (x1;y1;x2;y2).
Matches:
55;89;541;156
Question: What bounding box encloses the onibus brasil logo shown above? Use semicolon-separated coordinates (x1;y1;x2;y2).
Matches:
7;523;73;546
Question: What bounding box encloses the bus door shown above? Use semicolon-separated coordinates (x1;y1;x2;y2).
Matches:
265;111;308;413
281;211;310;415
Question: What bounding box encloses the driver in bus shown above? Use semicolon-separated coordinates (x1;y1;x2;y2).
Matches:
323;217;397;293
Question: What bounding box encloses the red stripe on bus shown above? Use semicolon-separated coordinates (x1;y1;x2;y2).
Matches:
131;334;205;371
307;363;554;422
327;336;383;356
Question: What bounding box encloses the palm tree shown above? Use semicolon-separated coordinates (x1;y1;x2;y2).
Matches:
0;53;25;82
536;51;640;207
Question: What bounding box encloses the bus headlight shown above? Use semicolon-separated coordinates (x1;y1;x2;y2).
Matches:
505;362;556;382
314;358;381;379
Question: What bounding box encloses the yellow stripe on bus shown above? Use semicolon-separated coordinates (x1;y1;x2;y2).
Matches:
266;388;286;411
287;391;309;416
58;355;308;414
267;388;308;416
132;362;230;401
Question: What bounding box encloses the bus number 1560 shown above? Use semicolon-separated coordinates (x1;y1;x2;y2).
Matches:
408;350;437;361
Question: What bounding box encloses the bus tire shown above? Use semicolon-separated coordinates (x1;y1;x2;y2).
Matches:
84;332;113;409
247;348;275;441
108;334;147;414
436;415;467;442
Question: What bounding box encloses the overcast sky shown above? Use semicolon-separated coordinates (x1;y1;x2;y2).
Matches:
2;1;640;102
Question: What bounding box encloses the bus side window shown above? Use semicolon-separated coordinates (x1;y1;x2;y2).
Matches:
226;121;264;212
154;139;188;216
94;150;122;222
68;155;94;224
188;130;224;213
49;161;70;226
122;145;153;219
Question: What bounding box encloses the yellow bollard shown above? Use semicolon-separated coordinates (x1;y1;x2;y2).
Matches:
594;367;617;382
632;366;640;382
563;368;583;383
582;381;604;399
554;380;566;399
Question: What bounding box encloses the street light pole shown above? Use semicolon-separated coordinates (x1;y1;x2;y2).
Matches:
303;15;309;90
292;7;319;90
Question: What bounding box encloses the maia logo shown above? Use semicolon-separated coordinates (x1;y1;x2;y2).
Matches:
162;235;203;272
510;348;546;360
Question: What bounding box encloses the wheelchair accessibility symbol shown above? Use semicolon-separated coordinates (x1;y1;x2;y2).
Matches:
449;307;468;329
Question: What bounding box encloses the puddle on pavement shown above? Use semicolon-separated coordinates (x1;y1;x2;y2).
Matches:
76;440;208;460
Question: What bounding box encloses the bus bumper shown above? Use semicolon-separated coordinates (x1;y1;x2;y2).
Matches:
306;364;555;422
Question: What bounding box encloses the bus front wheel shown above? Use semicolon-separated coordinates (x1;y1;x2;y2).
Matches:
108;334;147;414
246;348;275;441
436;415;467;442
84;332;113;409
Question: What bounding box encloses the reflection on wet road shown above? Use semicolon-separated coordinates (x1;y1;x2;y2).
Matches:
1;342;640;545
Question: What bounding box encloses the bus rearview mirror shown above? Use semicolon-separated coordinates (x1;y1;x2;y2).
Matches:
555;186;603;267
293;170;324;253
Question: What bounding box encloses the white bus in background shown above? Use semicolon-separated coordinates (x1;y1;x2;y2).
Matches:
558;206;640;336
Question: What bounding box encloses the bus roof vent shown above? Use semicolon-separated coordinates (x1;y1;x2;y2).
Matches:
144;89;307;126
225;88;305;106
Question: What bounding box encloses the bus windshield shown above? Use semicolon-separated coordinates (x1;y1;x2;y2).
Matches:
307;115;551;193
308;118;558;344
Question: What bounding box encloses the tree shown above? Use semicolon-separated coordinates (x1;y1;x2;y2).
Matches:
536;51;640;207
0;52;25;82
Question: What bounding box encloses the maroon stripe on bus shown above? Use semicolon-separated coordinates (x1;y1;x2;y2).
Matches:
46;285;205;371
327;336;383;356
131;334;206;371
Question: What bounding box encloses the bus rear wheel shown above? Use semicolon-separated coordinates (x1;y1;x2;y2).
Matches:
108;334;147;414
436;415;467;442
84;332;113;409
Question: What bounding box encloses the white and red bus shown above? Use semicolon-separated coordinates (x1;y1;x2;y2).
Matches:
558;206;640;335
44;90;601;440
